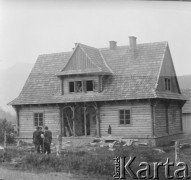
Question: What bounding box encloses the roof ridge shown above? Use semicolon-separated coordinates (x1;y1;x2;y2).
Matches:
38;41;168;57
99;41;168;50
78;43;98;50
39;51;72;57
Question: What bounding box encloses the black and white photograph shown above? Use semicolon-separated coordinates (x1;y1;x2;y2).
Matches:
0;0;191;179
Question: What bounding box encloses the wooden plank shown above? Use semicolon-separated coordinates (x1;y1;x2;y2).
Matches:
100;102;152;137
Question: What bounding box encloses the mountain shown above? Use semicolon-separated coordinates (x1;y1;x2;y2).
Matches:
178;75;191;90
0;106;16;123
0;62;33;114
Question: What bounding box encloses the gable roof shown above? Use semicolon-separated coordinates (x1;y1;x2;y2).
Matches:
9;41;186;105
57;44;112;76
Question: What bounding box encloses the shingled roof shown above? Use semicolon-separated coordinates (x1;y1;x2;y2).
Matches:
9;40;186;105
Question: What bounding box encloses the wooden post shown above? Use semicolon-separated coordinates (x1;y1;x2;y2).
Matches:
56;134;62;156
95;106;100;137
15;107;20;137
57;106;62;156
151;103;155;137
71;107;75;137
73;118;75;136
180;107;183;132
59;107;63;136
84;107;87;136
165;103;169;134
175;140;180;165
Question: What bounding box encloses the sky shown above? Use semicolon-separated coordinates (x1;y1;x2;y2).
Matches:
0;0;191;113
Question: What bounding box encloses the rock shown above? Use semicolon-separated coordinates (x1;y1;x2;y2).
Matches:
90;142;97;146
153;148;165;154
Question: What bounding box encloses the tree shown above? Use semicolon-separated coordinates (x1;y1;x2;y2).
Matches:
0;118;15;143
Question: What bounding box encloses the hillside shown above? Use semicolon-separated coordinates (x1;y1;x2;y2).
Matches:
178;74;191;90
0;106;16;123
0;62;33;114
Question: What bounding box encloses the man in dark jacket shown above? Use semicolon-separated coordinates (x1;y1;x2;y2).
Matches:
43;126;52;154
33;126;41;153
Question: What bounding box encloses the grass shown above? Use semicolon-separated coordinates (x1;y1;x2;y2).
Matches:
1;143;191;179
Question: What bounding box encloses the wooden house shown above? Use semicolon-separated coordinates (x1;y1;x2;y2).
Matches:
181;89;191;134
9;37;186;146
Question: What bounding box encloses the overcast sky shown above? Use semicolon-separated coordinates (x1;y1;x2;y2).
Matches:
0;0;191;75
0;0;191;114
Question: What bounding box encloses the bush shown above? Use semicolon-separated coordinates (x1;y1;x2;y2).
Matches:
0;118;15;144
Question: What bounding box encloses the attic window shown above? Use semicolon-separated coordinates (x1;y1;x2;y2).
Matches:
76;81;82;93
165;78;171;91
69;82;75;93
86;80;94;91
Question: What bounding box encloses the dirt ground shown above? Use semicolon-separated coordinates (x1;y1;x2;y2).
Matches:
0;166;99;180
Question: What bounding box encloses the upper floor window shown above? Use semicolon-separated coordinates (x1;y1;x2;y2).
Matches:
119;109;131;125
69;82;75;93
76;81;82;92
86;80;94;91
165;78;171;91
69;80;96;93
34;113;44;127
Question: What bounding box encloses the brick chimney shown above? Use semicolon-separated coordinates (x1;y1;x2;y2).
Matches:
129;36;137;51
129;36;137;58
109;41;117;50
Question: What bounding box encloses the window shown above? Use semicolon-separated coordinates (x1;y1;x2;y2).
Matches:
69;81;75;93
68;80;96;93
76;81;82;92
165;78;171;91
34;113;44;127
86;80;93;91
119;109;131;125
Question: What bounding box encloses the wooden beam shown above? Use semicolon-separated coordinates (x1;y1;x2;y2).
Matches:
95;106;100;137
72;107;75;137
150;100;156;137
165;103;169;134
83;106;87;136
61;77;64;95
59;107;63;136
180;108;183;132
151;103;155;137
15;106;20;137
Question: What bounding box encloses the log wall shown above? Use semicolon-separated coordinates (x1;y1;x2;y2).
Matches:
19;106;60;138
154;101;182;137
100;101;153;138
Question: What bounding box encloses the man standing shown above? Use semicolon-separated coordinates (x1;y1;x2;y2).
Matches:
33;126;41;153
43;126;52;154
